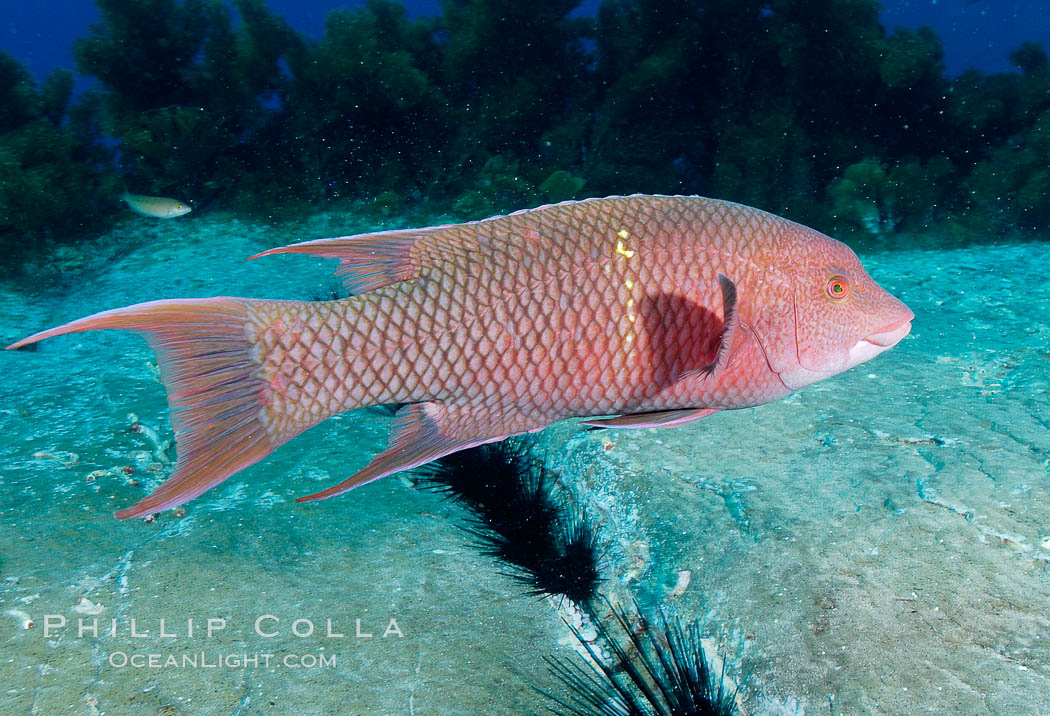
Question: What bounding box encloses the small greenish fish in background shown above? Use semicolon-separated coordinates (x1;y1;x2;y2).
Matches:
121;192;192;219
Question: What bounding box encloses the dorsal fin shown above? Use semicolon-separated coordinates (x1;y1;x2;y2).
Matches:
246;197;634;295
248;225;452;294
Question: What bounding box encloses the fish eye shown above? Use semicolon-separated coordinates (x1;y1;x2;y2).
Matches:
826;276;849;301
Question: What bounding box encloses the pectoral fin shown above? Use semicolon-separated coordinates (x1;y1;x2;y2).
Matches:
681;273;739;382
295;402;505;502
581;408;719;430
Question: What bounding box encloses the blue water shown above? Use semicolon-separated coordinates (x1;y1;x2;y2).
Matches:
4;0;1049;82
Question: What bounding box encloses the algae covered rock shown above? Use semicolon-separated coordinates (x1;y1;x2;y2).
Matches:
74;0;302;202
0;52;39;134
967;110;1050;231
0;52;116;253
283;0;447;198
829;156;957;236
538;170;586;203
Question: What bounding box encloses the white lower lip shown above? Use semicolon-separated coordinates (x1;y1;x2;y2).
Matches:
847;321;911;367
848;339;885;367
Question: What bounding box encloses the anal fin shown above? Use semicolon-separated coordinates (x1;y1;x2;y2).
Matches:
581;408;719;430
295;402;504;502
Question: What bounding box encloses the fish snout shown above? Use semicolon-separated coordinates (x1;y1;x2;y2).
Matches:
844;303;912;370
864;318;912;348
865;296;914;347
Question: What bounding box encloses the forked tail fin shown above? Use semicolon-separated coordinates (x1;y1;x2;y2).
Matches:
7;298;282;519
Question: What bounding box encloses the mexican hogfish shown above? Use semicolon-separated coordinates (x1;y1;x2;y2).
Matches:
8;195;913;519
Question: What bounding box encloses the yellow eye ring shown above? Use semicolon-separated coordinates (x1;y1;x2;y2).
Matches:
826;276;849;301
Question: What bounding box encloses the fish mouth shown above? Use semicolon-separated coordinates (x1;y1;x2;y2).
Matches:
863;319;912;348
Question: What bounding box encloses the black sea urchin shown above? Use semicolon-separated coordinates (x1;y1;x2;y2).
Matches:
543;601;737;716
417;436;602;605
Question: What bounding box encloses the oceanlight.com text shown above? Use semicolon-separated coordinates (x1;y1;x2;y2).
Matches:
107;651;337;669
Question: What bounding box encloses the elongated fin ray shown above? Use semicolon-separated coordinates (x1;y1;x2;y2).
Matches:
8;298;286;519
581;407;719;430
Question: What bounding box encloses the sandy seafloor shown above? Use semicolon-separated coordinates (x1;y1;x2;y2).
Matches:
0;211;1047;715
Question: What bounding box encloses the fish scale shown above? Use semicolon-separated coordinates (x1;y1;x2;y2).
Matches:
253;197;762;436
7;194;914;518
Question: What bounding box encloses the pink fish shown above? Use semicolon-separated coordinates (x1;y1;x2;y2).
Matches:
8;195;913;519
